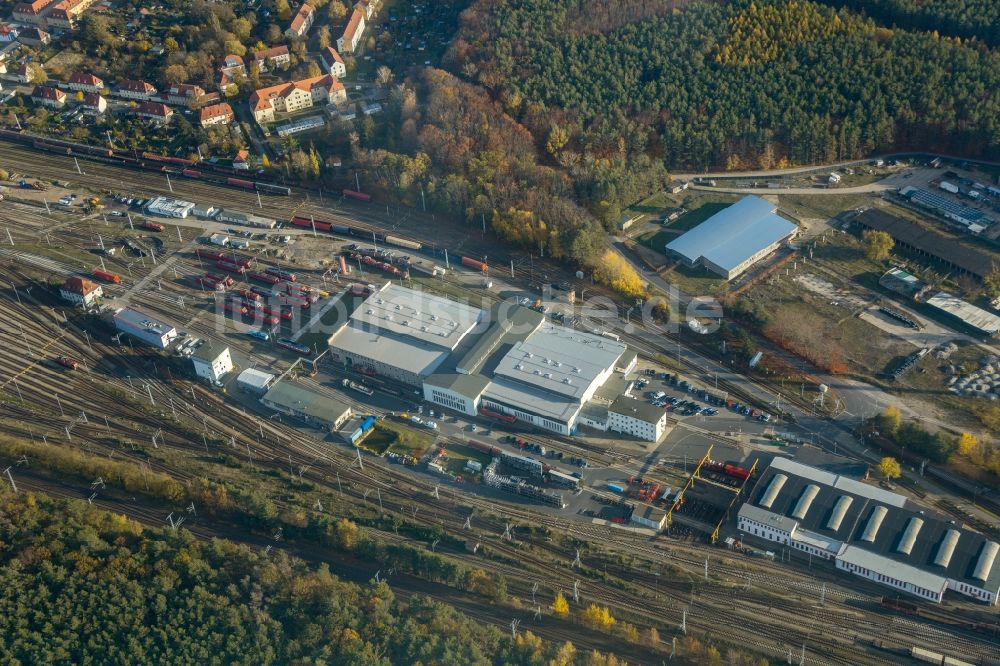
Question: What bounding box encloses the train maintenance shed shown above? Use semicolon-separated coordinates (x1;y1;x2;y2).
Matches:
737;456;1000;604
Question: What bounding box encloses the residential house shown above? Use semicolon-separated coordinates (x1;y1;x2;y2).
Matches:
249;74;346;123
79;91;107;114
250;45;290;73
12;0;57;25
134;101;174;123
68;72;104;94
0;25;19;42
31;85;66;108
218;54;246;89
285;3;314;38
117;79;157;101
163;83;206;106
233;149;250;169
337;8;365;54
46;0;98;28
320;46;346;78
59;277;102;307
199;101;234;127
8;63;35;84
17;27;50;45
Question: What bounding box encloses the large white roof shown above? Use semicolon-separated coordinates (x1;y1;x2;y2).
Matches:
352;284;483;351
665;196;797;272
492;324;626;400
330;320;453;377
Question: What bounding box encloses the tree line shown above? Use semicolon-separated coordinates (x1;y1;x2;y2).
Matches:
0;492;634;665
817;0;1000;46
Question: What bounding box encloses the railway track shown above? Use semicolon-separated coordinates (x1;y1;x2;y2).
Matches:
0;234;997;663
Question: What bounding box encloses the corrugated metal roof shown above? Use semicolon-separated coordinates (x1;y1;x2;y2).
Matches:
665;196;798;273
926;292;1000;335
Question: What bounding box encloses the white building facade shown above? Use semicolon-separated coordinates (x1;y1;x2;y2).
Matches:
192;344;233;382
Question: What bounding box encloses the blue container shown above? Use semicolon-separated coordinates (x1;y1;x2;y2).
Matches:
360;416;375;432
607;483;625;494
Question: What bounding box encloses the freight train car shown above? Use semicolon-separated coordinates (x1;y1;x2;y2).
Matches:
227;177;254;189
290;216;332;232
343;189;372;202
461;256;488;272
276;337;311;355
248;271;281;285
467;440;501;457
196;249;226;261
265;266;296;282
216;260;246;274
255;182;291;196
139;221;164;232
92;268;121;284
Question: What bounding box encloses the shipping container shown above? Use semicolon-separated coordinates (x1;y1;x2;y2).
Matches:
385;235;421;251
92;268;121;284
461;256;488;272
607;483;625;494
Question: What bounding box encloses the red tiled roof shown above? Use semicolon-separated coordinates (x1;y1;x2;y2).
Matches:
289;3;313;32
69;72;102;87
252;45;289;62
344;8;364;40
81;92;104;107
119;79;156;93
32;85;65;100
63;277;100;295
250;74;340;111
136;101;172;117
322;46;344;67
199;102;233;122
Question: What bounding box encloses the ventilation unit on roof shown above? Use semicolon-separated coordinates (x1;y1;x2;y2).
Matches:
544;373;552;379
420;326;428;331
401;321;409;326
555;361;562;367
573;367;581;373
515;363;523;370
366;309;374;314
376;299;384;304
395;304;401;310
385;314;393;320
430;314;438;321
533;369;541;375
563;378;571;384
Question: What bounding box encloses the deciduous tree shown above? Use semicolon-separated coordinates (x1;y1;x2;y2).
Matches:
864;230;894;261
877;456;901;480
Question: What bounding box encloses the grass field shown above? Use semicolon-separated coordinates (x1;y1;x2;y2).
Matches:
778;193;875;219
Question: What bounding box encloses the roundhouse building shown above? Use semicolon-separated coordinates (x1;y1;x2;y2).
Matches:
738;457;1000;604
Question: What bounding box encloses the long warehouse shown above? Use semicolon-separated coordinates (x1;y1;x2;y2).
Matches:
738;457;1000;604
328;283;637;435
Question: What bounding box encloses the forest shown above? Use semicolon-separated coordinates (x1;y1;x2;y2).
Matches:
448;0;1000;172
0;492;625;665
818;0;1000;45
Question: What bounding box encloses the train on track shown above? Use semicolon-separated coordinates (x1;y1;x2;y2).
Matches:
288;215;488;273
0;129;292;196
880;597;1000;637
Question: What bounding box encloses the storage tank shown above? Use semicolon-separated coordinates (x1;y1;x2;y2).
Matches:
338;255;348;274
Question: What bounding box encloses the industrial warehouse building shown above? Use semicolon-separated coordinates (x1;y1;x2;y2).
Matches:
665;196;798;280
237;368;275;394
328;283;485;386
260;381;352;431
738;457;1000;604
327;284;636;435
924;292;1000;337
112;307;177;348
145;196;195;219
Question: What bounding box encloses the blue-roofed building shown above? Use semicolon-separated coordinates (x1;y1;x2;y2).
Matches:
665;196;799;280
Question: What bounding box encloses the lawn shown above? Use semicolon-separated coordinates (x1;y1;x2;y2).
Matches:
778;193;875;220
379;420;434;458
666;202;732;232
439;442;493;478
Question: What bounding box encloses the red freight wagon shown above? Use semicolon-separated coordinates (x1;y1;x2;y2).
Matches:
342;189;372;202
92;268;121;284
